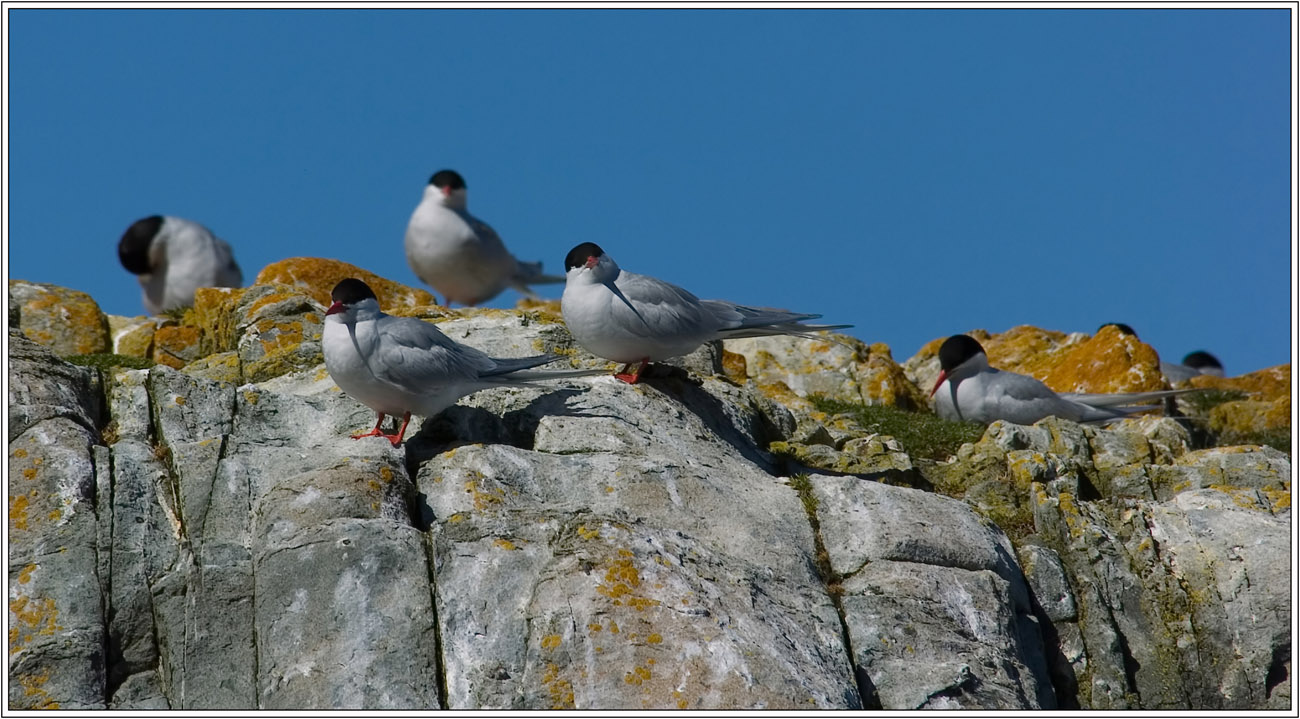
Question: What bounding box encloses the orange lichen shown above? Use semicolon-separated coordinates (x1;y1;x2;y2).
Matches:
8;595;64;654
10;494;31;530
720;350;749;383
1035;325;1164;393
464;479;505;511
254;257;436;309
153;325;202;369
917;325;1164;393
11;281;111;356
540;662;575;709
859;342;928;410
13;667;58;709
1189;363;1290;399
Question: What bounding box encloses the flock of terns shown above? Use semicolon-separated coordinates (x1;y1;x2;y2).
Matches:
116;169;1225;447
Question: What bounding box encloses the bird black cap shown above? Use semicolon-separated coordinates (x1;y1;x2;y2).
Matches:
937;334;986;372
564;242;605;271
331;278;378;305
118;215;163;275
429;170;466;190
1182;350;1223;371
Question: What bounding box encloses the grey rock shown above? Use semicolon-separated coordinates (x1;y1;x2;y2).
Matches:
5;290;1290;712
7;334;106;709
415;376;860;710
809;475;1052;709
1017;544;1077;623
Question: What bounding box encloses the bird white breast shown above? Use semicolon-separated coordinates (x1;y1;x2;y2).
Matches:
560;278;713;364
322;319;418;417
404;201;514;305
141;219;242;313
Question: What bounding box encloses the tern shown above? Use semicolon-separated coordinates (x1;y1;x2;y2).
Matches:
117;215;243;314
323;278;598;446
404;169;562;306
930;334;1194;425
560;241;851;383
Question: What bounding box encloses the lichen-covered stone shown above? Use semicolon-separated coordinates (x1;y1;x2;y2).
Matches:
418;377;860;710
151;325;202;369
254;256;436;309
727;335;926;410
771;434;916;480
5;283;1291;712
230;284;326;383
906;324;1166;396
809;475;1053;709
1183;364;1291;446
181;351;242;384
7;333;107;709
106;314;163;358
8;279;111;356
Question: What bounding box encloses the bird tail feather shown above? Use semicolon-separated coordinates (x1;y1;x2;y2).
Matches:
483;354;606;382
1060;387;1203;408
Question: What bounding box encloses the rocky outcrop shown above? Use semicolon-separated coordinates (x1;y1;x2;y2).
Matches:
6;268;1292;710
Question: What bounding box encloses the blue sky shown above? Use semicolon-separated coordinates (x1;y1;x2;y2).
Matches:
5;7;1294;375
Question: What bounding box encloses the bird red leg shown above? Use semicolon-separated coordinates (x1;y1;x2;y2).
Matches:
383;411;413;447
614;359;649;384
351;413;387;439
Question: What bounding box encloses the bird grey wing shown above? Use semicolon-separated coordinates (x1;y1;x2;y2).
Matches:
610;272;722;340
480;353;562;377
467;215;511;254
1160;362;1201;383
369;315;498;390
1058;388;1199;408
212;237;243;286
704;301;853;339
989;371;1110;424
511;259;565;288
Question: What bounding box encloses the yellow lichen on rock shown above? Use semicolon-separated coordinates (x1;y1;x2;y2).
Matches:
1034;325;1165;393
182;351;242;384
8;280;111;356
191;286;249;355
8;594;65;656
254;257;435;309
858;342;929;410
913;325;1164;394
1190;364;1291;444
107;314;163;358
514;297;565;324
152;325;202;369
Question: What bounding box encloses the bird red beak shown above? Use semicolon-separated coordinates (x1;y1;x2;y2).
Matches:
584;255;598;269
929;370;948;398
326;301;345;316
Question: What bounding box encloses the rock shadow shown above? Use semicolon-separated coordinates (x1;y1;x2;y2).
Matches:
639;366;785;472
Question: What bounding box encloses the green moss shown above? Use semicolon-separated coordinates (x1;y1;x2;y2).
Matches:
810;396;984;460
1222;428;1291;454
161;306;191;323
65;353;155;370
786;473;841;596
788;473;818;518
1182;388;1248;414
